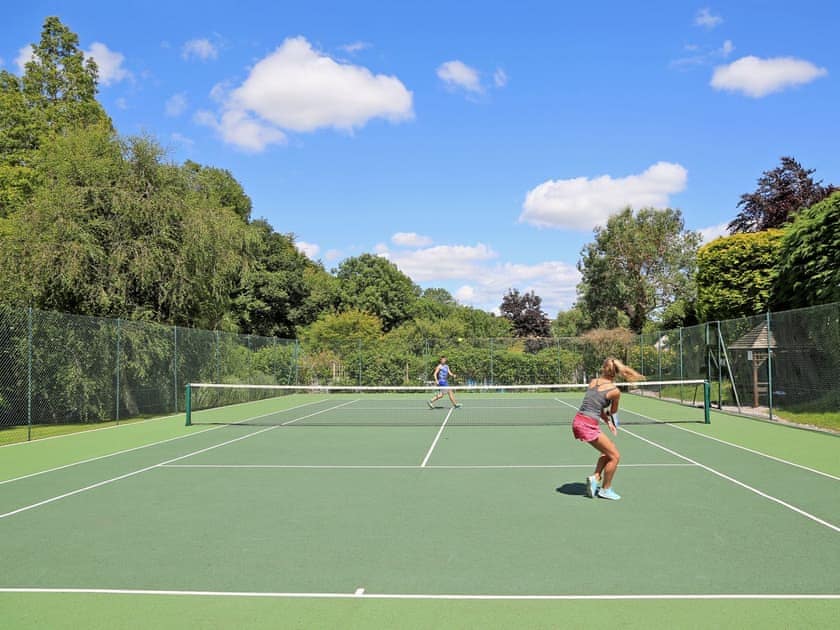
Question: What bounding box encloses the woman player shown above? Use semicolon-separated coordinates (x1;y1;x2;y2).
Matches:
572;357;643;500
427;356;462;408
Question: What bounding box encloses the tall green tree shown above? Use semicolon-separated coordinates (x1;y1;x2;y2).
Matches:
695;230;784;320
234;220;336;337
577;207;700;333
0;126;252;329
0;16;109;217
773;192;840;309
334;254;420;331
728;157;835;233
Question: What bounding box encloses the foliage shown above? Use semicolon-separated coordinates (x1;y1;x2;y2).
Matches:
772;192;840;309
0;17;110;218
552;306;589;337
299;309;383;354
234;220;336;338
334;254;420;331
499;289;551;337
695;230;784;320
577;207;700;333
0;127;253;329
728;157;835;233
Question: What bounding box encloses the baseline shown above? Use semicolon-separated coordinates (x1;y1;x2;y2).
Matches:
0;588;837;600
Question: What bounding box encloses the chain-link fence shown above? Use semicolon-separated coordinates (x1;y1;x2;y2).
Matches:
1;302;837;433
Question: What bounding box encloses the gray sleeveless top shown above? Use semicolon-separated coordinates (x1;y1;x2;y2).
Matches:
579;382;616;420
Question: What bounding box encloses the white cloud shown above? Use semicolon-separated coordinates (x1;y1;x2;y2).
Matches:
340;41;371;54
195;108;287;153
437;60;483;93
376;239;578;313
711;56;828;98
296;241;320;259
115;97;128;110
695;8;723;29
200;36;413;151
493;67;508;88
170;132;195;148
392;232;433;247
165;92;188;117
324;249;343;262
699;222;729;243
85;42;131;86
15;45;34;73
520;162;689;231
671;39;735;69
182;38;218;61
387;243;498;281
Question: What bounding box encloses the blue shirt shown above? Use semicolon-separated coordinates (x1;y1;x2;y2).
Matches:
437;364;450;385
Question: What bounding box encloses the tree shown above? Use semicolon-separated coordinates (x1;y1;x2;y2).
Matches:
0;16;110;218
695;230;784;320
334;254;420;331
299;309;383;354
552;306;589;337
0;127;253;329
773;192;840;309
577;207;700;333
184;161;252;223
500;289;551;337
233;221;336;338
729;157;835;233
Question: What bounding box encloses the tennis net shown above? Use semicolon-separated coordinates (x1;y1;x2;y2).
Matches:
185;380;710;427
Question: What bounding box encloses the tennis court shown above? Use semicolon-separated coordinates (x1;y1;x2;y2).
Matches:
1;384;838;629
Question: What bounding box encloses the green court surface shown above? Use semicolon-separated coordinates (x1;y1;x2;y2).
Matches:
1;393;838;629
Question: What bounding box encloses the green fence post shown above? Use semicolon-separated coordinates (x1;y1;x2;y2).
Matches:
766;311;774;421
678;327;684;404
489;338;494;386
185;383;192;426
703;380;711;424
173;326;178;413
115;318;121;424
27;306;33;442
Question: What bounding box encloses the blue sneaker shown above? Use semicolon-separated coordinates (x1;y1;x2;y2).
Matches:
597;487;621;501
585;475;599;498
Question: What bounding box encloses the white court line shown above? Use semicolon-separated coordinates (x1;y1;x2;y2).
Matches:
0;427;220;486
0;426;276;521
0;398;331;486
667;424;840;482
0;413;181;449
159;463;696;470
562;398;839;482
0;588;836;600
0;400;357;521
621;427;840;534
279;399;359;425
421;407;455;467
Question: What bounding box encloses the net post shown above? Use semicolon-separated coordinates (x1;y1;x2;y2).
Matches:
185;383;192;426
27;306;33;442
703;380;711;424
115;317;121;424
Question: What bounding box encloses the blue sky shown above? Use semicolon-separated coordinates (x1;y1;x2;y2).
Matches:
3;1;837;316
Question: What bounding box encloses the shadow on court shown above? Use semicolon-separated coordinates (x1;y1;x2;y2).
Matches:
555;482;586;496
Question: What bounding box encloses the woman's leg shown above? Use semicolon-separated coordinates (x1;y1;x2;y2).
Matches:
588;434;620;489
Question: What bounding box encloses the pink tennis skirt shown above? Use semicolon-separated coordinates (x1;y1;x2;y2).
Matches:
572;413;601;442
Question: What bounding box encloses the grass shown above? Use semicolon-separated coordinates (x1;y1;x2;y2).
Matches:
0;416;158;446
773;409;840;432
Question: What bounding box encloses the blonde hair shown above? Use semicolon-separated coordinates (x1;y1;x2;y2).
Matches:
601;357;644;382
